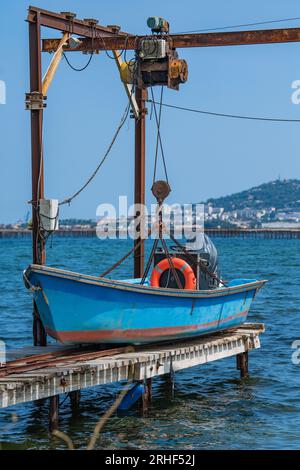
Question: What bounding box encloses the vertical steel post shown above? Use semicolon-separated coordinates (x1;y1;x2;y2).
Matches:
134;87;147;278
29;12;47;346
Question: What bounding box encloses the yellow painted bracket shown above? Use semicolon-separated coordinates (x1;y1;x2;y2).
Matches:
113;50;139;119
42;32;70;96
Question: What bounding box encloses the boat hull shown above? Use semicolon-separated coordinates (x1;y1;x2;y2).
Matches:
25;265;266;344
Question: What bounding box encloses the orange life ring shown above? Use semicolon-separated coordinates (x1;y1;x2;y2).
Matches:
150;257;196;290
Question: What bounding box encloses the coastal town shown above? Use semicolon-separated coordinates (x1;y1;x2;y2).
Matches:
2;179;300;232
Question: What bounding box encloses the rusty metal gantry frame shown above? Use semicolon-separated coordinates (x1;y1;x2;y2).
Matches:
28;5;300;346
27;6;134;346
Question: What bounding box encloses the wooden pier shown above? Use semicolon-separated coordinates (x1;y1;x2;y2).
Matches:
1;228;300;239
205;228;300;239
0;323;264;430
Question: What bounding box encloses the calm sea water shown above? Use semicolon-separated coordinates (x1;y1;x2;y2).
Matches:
0;236;299;450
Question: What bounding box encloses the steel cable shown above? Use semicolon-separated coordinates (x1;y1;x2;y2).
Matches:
147;99;300;122
150;86;169;183
63;52;94;71
59;101;131;206
173;16;300;34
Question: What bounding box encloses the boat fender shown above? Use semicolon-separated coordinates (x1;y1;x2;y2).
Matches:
150;257;196;290
117;382;145;411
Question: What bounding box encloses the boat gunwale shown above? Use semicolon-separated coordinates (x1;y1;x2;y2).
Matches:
26;264;267;299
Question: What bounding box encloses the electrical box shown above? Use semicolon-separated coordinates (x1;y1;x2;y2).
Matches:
39;199;59;232
139;39;167;60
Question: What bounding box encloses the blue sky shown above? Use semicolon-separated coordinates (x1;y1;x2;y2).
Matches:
1;0;300;223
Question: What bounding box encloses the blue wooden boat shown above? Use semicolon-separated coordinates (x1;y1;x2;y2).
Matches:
23;264;266;344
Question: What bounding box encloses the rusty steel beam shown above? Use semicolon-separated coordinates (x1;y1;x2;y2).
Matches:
42;36;136;52
28;12;47;347
169;27;300;48
28;5;131;38
43;26;300;52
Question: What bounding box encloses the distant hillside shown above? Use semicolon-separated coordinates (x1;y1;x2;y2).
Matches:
205;179;300;211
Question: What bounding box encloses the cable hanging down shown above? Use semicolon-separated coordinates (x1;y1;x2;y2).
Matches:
59;101;131;206
63;52;94;72
151;86;169;184
147;99;300;123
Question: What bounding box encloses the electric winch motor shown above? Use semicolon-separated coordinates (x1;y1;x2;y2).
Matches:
134;17;188;90
146;16;170;34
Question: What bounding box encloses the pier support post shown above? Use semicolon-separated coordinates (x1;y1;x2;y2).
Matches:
69;390;81;411
166;356;175;396
142;377;152;414
49;395;59;432
236;351;249;378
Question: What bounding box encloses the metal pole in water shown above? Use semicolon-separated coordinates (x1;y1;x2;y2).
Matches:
69;390;81;411
168;356;175;396
236;351;249;378
49;395;59;432
142;377;152;414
